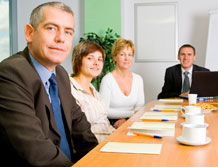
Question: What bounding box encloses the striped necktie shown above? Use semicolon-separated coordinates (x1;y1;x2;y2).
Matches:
183;71;190;92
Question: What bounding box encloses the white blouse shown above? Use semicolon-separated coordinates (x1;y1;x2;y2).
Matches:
69;76;115;143
99;72;145;119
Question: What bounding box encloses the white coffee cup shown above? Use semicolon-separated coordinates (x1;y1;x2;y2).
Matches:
182;124;207;143
184;106;201;114
185;113;204;124
188;94;198;104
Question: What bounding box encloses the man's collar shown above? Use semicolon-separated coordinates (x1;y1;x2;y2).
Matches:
181;65;193;74
29;51;55;85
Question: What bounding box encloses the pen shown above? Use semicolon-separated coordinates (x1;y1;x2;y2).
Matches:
133;132;162;139
153;109;176;112
141;119;170;122
197;97;206;102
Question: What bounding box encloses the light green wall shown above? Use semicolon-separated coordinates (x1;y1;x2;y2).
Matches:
85;0;121;36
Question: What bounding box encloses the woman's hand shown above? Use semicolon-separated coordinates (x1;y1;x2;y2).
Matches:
113;118;126;129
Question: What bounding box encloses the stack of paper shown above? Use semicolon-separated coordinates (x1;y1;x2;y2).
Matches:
142;112;178;116
128;121;175;136
140;112;178;121
158;99;184;103
100;142;162;154
151;104;182;111
127;105;180;137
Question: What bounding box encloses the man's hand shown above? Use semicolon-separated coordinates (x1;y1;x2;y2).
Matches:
180;90;190;96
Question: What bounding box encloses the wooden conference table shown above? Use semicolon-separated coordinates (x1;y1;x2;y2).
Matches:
73;99;218;167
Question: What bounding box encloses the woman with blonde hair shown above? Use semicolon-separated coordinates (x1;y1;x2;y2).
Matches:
70;41;115;143
100;38;145;128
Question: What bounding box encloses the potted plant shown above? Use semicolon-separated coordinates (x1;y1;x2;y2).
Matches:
79;28;120;90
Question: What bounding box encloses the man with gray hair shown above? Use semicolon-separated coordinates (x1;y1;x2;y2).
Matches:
0;2;97;166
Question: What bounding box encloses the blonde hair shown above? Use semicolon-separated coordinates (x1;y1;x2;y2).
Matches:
111;38;134;64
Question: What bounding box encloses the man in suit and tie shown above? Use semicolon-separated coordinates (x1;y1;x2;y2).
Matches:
158;44;210;99
0;2;97;166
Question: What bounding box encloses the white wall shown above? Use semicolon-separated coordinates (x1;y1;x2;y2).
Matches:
122;0;218;103
205;10;218;71
16;0;84;73
15;0;218;103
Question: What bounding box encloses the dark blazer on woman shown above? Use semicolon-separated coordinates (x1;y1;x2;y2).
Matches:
0;47;98;166
157;64;210;99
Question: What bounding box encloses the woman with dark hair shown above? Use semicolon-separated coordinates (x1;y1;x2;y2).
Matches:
70;41;115;143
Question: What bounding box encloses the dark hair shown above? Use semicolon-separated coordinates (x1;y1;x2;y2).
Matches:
30;1;74;29
71;41;105;76
178;44;196;55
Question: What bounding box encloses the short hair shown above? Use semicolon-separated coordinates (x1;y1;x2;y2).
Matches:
30;1;74;29
71;41;105;77
111;38;135;64
178;44;196;55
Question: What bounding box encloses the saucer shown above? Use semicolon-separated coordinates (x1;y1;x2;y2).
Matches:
181;122;208;127
202;107;218;113
182;107;218;115
176;136;211;146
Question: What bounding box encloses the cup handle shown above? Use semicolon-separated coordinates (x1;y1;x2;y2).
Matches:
180;107;185;115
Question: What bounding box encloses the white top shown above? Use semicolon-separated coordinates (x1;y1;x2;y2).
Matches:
69;76;115;143
99;72;145;119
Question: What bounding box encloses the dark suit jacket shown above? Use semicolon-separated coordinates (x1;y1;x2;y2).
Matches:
157;64;210;99
0;47;98;166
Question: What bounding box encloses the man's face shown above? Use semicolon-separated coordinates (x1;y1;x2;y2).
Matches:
178;47;196;71
25;7;74;71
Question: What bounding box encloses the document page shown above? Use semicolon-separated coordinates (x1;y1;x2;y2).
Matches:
129;122;175;130
159;99;184;103
128;122;175;136
142;112;178;116
151;104;182;111
140;115;178;121
100;142;162;154
140;111;178;121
